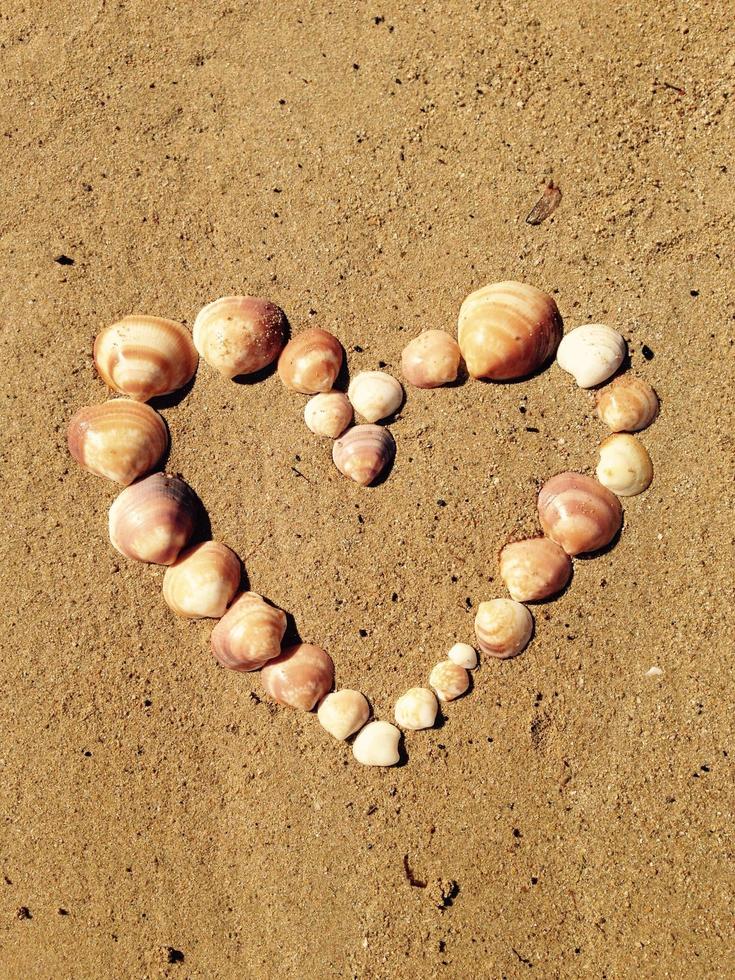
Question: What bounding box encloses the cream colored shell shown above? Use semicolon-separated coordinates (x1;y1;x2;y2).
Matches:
317;690;370;740
596;434;653;496
348;371;404;423
162;541;241;619
447;643;478;669
428;661;469;701
556;324;626;388
304;391;353;438
474;598;533;659
352;721;401;766
394;688;438;730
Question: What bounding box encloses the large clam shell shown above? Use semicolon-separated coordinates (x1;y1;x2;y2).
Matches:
192;295;286;378
596;434;653;497
347;371;404;423
108;472;199;565
596;375;659;432
401;330;461;388
556;324;626;388
277;328;343;393
67;399;168;485
537;472;623;555
332;424;395;486
261;643;334;710
163;542;241;619
210;591;287;671
499;537;572;603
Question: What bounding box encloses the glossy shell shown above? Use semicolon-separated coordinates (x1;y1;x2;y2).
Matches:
304;391;353;438
108;473;198;565
261;643;335;710
347;371;404;423
499;537;573;603
401;330;462;388
394;688;438;730
352;721;401;767
556;324;626;388
447;643;478;669
332;424;395;486
210;591;286;672
596;375;659;432
67;399;168;485
162;542;241;619
596;434;653;497
277;329;343;394
428;661;470;701
537;472;623;555
192;295;286;378
474;599;533;660
317;690;370;740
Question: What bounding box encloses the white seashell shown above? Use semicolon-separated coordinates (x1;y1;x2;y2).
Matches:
304;391;353;438
347;371;404;423
645;666;663;677
317;690;370;740
556;324;626;388
394;688;438;730
447;643;478;669
596;434;653;496
352;720;401;766
474;599;533;660
428;661;469;701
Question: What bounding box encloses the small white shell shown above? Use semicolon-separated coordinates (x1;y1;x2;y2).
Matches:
556;324;626;388
347;371;403;423
304;391;353;438
596;434;653;496
428;661;469;701
394;688;438;730
474;599;533;660
447;643;478;669
352;720;401;767
317;690;370;740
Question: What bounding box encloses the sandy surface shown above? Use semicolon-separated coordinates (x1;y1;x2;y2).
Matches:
1;2;733;977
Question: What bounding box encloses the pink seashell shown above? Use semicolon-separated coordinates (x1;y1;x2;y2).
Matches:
67;399;168;485
193;295;286;378
499;537;572;602
332;424;395;486
537;472;623;556
277;329;343;394
401;330;462;388
261;643;335;710
474;598;533;659
163;542;241;619
108;472;199;565
596;375;659;432
210;592;287;671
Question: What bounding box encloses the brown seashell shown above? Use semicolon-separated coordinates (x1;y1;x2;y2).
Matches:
332;424;395;486
474;598;534;660
304;391;353;438
277;328;343;394
537;472;623;556
261;643;334;710
94;316;198;401
596;375;659;432
210;591;287;671
401;330;462;388
499;537;572;603
192;296;287;378
457;281;562;380
67;399;168;485
163;542;241;619
596;434;653;497
108;473;199;565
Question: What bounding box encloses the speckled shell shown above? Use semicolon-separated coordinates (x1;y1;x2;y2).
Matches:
192;296;286;378
94;316;198;401
108;472;199;565
352;721;401;767
428;661;470;701
596;434;653;497
457;281;562;380
537;472;623;555
67;399;168;485
447;643;478;669
317;690;370;740
210;591;286;672
499;537;572;603
261;643;335;710
277;329;343;394
348;371;404;423
401;330;462;388
556;324;626;388
596;375;659;432
304;391;353;438
394;687;438;730
332;424;395;486
474;598;533;660
162;542;241;619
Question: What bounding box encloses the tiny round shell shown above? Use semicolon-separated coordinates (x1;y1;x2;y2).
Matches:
596;375;659;432
261;643;334;710
210;592;286;671
317;690;370;740
332;424;395;486
94;315;198;401
352;721;401;767
537;472;623;555
304;391;353;438
556;324;626;388
429;661;470;701
192;296;286;378
348;371;404;423
108;473;198;565
67;399;168;485
162;542;241;619
394;688;438;730
596;434;653;497
401;330;462;388
499;537;572;603
474;599;533;660
277;329;343;394
447;643;478;669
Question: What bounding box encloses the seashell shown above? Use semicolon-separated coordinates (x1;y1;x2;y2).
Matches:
596;375;659;432
474;599;533;660
401;330;462;388
162;542;241;619
556;324;626;388
261;643;334;710
447;642;478;669
94;315;198;401
457;281;562;380
210;591;286;671
596;434;653;497
317;690;370;740
304;391;353;438
332;424;395;486
394;688;438;730
537;472;623;555
348;371;404;423
352;720;401;767
67;399;168;485
428;661;470;701
192;295;286;378
499;537;572;603
277;328;343;394
108;472;198;565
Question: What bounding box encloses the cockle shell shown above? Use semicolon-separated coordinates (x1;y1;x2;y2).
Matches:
261;643;335;710
348;371;404;423
304;391;353;438
192;295;286;378
596;375;659;432
457;281;563;380
277;329;343;394
162;542;241;619
394;688;438;730
474;599;533;660
499;537;572;603
94;316;198;401
108;472;199;565
401;330;462;388
556;324;626;388
317;690;370;740
332;424;395;486
210;591;286;671
428;661;470;701
537;472;623;555
67;399;168;485
447;643;478;669
352;721;401;767
596;434;653;497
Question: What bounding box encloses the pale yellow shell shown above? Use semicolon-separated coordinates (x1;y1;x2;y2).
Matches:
67;399;168;485
447;643;478;669
352;720;401;766
348;371;404;423
499;537;572;603
556;324;626;388
192;296;286;378
596;434;653;497
474;598;533;660
317;690;370;740
401;330;461;388
428;661;469;701
596;375;659;432
303;391;353;438
394;688;438;730
162;542;241;619
210;591;287;671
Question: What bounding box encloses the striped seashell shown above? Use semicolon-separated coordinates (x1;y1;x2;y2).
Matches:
499;537;572;602
261;643;334;710
401;330;462;388
332;424;395;486
596;375;659;432
210;591;287;672
277;328;343;394
108;472;199;565
163;542;241;619
304;391;353;438
556;324;626;388
596;434;653;497
192;295;287;378
352;721;401;766
317;690;370;740
537;472;623;555
67;399;168;485
348;371;404;422
474;598;534;660
428;660;470;700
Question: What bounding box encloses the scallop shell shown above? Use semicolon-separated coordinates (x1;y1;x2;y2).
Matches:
192;295;286;378
394;687;438;730
596;375;659;432
304;391;353;438
332;424;395;486
474;599;533;660
162;542;241;619
261;643;335;710
94;315;198;401
401;330;462;388
556;324;626;388
67;399;168;485
447;643;478;669
537;472;623;555
457;281;563;380
352;721;401;767
348;371;404;423
317;690;370;740
108;472;199;565
499;537;572;603
428;661;470;701
277;329;343;394
596;434;653;497
210;591;287;671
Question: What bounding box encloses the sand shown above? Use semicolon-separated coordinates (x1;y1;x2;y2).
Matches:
1;2;733;977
